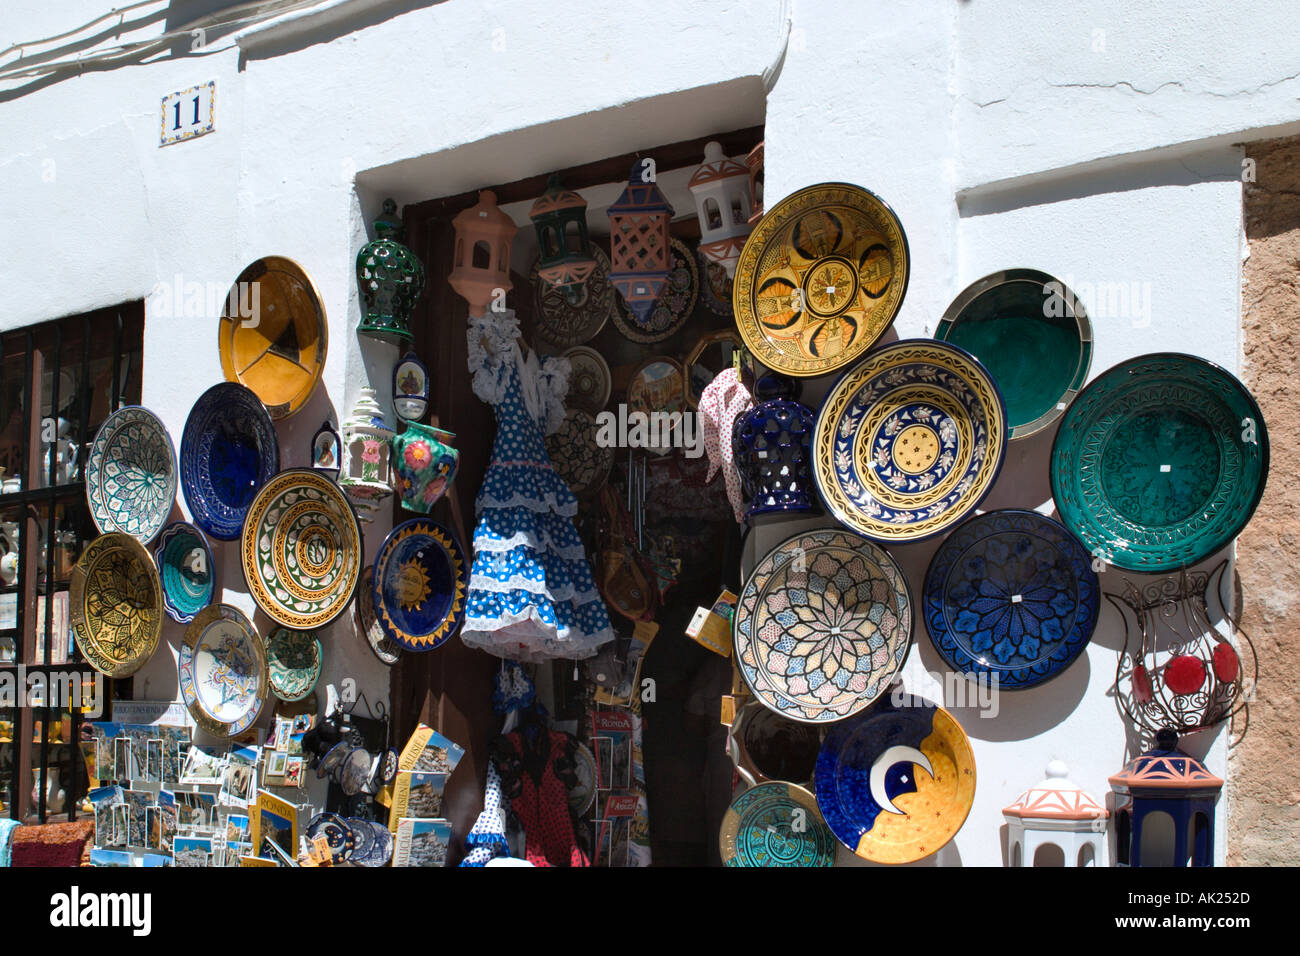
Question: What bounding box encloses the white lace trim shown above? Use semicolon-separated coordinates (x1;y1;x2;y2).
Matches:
468;572;602;605
475;491;577;518
462;613;614;662
467;309;571;435
473;529;587;561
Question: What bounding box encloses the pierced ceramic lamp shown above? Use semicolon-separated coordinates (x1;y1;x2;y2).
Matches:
607;161;674;323
449;190;518;316
356;198;426;344
1004;761;1108;867
688;141;753;277
1109;730;1223;868
529;174;596;304
338;388;395;522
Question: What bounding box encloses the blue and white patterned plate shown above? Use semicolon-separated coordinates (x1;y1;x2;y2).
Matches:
180;383;280;540
813;340;1007;543
923;509;1099;690
154;521;215;624
86;406;178;544
179;603;267;739
373;519;467;652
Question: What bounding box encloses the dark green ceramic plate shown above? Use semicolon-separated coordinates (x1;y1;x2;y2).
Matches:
937;269;1091;439
1051;354;1268;573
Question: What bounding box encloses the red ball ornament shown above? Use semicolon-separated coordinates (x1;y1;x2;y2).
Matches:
1133;664;1153;704
1163;655;1207;696
1212;642;1240;683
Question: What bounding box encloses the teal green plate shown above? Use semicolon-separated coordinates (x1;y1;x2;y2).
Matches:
1051;353;1268;573
936;269;1091;439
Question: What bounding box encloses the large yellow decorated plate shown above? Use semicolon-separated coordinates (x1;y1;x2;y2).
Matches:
241;469;362;630
219;256;327;420
734;183;909;377
813;340;1007;543
70;533;163;678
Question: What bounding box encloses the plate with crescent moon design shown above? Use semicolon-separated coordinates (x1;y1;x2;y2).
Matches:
923;509;1099;689
1050;353;1269;573
720;782;836;867
815;696;975;864
612;238;698;343
734;528;912;724
734;182;909;377
813;339;1008;543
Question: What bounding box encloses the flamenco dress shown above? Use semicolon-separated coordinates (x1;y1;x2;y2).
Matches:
460;309;614;662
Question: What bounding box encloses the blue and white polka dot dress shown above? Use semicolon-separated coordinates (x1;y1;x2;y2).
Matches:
461;310;614;662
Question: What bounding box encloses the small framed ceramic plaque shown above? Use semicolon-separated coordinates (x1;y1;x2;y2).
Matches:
393;352;429;422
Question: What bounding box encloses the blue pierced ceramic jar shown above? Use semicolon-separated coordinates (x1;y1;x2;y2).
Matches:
732;374;817;522
391;422;459;514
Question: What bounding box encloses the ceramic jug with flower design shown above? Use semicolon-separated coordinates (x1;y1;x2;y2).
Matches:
391;422;459;513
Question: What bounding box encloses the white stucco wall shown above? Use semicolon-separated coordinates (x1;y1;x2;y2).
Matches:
2;0;1295;863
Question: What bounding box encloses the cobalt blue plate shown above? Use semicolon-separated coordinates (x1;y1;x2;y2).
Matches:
814;695;975;864
372;518;467;652
180;382;280;540
923;509;1098;689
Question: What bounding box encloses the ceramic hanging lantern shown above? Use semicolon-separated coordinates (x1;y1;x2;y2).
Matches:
392;352;429;423
339;388;395;522
1109;730;1223;868
391;423;459;514
607;160;675;323
311;419;341;481
732;373;816;522
1004;761;1108;867
746;141;764;226
688;141;753;277
529;174;596;304
449;190;518;316
356;198;426;344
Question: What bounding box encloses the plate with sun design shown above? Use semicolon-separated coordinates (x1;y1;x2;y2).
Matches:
241;468;363;630
372;518;467;652
813;339;1008;543
733;182;909;378
733;528;912;724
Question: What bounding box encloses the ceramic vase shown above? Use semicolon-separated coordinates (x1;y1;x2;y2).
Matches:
391;422;459;514
732;373;817;522
339;388;395;522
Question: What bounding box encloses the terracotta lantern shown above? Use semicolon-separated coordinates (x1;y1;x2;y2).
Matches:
529;174;596;304
356;198;426;344
1004;761;1108;867
338;387;395;522
607;161;675;322
688;141;753;277
1109;730;1223;868
746;141;765;226
449;190;518;316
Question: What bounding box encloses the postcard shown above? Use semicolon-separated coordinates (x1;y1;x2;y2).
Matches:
224;813;251;845
90;848;134;868
283;756;303;788
218;760;257;808
388;771;448;833
179;746;225;785
124;789;153;847
172;836;212;868
267;751;288;777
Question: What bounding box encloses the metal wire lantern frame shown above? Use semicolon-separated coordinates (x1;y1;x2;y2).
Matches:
1106;558;1257;744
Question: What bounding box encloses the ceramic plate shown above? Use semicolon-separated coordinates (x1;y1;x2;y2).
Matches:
316;741;351;780
372;518;468;652
562;346;612;414
266;627;323;702
568;739;597;817
241;468;362;630
697;246;733;316
154;521;215;624
179;604;267;738
69;532;163;678
720;782;836;867
627;357;685;416
733;700;822;783
815;696;975;864
813;339;1008;543
734;182;909;377
936;269;1092;439
218;256;327;420
1051;353;1269;573
734;528;912;724
612;238;698;343
306;812;353;864
356;565;401;665
85;406;177;544
545;408;612;498
181;382;280;540
532;246;615;351
923;509;1099;689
